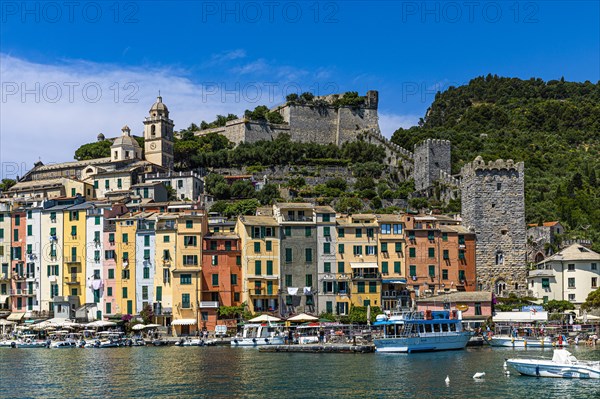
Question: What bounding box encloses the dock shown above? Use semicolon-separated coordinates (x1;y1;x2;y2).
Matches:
259;344;375;353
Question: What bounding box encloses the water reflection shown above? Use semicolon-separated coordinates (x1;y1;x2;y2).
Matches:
0;346;598;398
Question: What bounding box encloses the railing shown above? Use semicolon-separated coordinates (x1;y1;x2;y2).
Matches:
199;301;219;308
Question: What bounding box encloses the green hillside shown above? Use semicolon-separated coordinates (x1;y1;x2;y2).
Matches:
391;75;600;251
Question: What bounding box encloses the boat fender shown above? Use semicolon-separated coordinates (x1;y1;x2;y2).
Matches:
252;338;257;344
233;339;238;344
26;339;31;344
511;337;515;344
265;338;270;343
10;342;16;349
524;340;527;347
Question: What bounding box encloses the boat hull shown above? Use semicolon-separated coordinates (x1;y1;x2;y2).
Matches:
507;359;600;379
488;336;553;348
231;336;285;347
374;332;472;353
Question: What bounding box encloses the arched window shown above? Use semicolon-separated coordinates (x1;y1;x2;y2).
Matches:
495;279;506;296
495;250;504;265
151;125;156;137
534;252;545;263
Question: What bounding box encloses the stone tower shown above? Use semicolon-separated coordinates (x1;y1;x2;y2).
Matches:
460;156;527;297
143;95;174;170
413;139;452;191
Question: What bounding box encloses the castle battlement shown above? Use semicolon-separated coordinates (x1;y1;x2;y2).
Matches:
461;156;524;177
438;170;460;187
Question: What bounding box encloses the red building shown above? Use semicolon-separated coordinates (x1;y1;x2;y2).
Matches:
403;214;476;298
10;210;27;316
201;218;242;331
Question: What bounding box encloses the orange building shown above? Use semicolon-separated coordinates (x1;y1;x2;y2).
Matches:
403;214;476;298
201;220;241;331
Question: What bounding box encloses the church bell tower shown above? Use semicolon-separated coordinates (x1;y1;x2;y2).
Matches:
143;95;174;170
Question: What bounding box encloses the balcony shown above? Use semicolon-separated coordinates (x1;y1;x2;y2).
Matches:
352;272;381;280
282;215;313;222
199;301;219;309
9;289;35;296
528;269;555;278
65;274;80;285
65;257;81;264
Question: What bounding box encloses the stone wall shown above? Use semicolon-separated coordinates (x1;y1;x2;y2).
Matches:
460;156;527;296
413;139;452;191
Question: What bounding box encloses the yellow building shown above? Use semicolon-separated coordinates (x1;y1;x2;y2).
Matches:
236;215;281;314
154;213;177;327
62;204;88;304
337;214;380;310
171;212;206;335
377;214;408;310
114;214;137;315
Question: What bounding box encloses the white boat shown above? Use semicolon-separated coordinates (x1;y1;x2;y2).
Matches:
178;338;205;346
231;323;285;347
486;335;554;347
373;310;472;353
507;349;600;379
0;338;48;348
50;340;77;348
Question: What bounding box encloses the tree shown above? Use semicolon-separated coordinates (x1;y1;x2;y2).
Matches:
224;199;260;217
325;177;347;191
204;174;227;195
0;179;16;192
582;288;600;310
347;306;381;324
165;185;177;201
335;197;363;213
210;200;229;215
139;304;154;324
257;184;280;205
230;180;256;199
74;141;112;160
543;300;575;313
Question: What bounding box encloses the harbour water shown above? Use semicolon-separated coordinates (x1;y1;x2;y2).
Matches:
1;346;599;398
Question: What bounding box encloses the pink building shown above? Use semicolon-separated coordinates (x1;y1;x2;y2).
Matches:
416;291;492;322
102;204;128;319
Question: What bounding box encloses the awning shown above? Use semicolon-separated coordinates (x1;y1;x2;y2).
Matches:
382;279;407;284
350;262;378;269
7;312;25;321
171;318;197;326
0;295;9;304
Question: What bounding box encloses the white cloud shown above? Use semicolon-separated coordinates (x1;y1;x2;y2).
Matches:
378;112;420;138
0;54;285;179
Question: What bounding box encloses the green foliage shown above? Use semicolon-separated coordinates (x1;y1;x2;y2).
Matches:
354;177;375;191
335;197;363;213
543;300;575;313
347;306;382;324
391;75;600;251
74;140;112;160
266;111;284;124
287;177;306;190
230;180;256;199
210;200;228;214
582;288;600;310
0;179;16;192
352;162;385;178
325;177;348;191
165;185;177;201
244;105;270;121
200;114;238;130
256;184;280;205
331;91;366;108
223;199;260;217
139;304;154;324
318;312;337;322
218;302;252;320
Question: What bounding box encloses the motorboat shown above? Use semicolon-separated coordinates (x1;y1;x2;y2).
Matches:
373;310;472;353
176;338;205;346
50;340;77;348
507;349;600;379
485;325;554;347
231;323;285;347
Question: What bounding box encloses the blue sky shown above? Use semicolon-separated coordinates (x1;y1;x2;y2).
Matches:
1;1;599;178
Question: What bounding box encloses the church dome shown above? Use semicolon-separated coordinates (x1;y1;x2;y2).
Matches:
112;125;141;149
97;133;105;141
149;95;169;116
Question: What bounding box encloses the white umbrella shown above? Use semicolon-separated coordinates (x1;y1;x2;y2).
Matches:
287;313;318;322
145;324;161;328
0;319;16;326
131;324;146;331
249;314;281;323
86;321;117;328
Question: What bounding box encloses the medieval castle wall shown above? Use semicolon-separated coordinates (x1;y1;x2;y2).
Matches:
460;156;528;296
413;139;452;191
